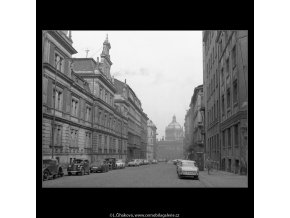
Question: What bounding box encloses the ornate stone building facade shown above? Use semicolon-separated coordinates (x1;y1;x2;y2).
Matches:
114;79;148;160
42;31;128;166
147;120;157;160
203;30;248;174
183;85;205;170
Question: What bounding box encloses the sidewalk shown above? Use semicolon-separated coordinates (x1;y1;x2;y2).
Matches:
199;169;247;187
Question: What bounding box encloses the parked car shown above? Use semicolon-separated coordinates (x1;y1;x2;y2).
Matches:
90;160;109;173
151;159;158;164
43;158;64;181
67;159;90;176
143;159;149;165
177;160;199;179
116;159;126;169
128;159;139;167
176;159;183;171
136;159;143;166
105;158;117;170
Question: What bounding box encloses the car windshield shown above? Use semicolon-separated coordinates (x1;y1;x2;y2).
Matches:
73;159;83;164
182;162;196;166
43;160;56;164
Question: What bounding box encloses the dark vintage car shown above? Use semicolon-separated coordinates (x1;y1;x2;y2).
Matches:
90;160;109;173
43;159;64;181
105;158;117;170
67;159;90;176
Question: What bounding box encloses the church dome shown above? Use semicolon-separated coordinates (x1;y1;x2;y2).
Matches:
166;115;182;129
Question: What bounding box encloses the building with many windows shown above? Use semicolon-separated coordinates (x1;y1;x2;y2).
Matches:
42;31;128;166
147;120;157;160
183;85;205;170
203;30;248;174
114;78;149;160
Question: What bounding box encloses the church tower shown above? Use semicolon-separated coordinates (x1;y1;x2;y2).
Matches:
100;34;113;78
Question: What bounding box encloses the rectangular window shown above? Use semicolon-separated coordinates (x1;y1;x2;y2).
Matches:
221;68;224;85
217;100;219;118
232;45;236;69
53;125;62;147
227;88;231;109
222;131;226;149
54;53;64;72
233;80;238;104
71;98;79;117
234;124;239;146
213;104;215;121
86;106;91;121
216;70;218;87
53;88;63;111
222;95;225;115
217;134;219;153
228;128;231;148
213;74;215;91
43;77;48;104
99;87;102;98
226;58;230;75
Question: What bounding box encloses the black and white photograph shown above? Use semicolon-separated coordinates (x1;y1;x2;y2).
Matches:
41;30;248;188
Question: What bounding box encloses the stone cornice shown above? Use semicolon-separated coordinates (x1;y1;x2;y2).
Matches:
220;110;247;131
48;30;77;55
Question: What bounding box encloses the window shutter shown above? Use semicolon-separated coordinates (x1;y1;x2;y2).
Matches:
49;44;55;66
62;88;67;112
47;78;53;108
43;77;48;104
66;91;71;113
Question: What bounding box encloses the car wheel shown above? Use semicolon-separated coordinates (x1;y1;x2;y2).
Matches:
43;171;49;181
68;172;72;176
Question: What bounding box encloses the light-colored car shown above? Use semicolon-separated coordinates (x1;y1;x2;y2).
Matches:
136;159;142;166
116;159;126;169
152;159;158;164
143;159;149;165
177;160;199;179
128;159;139;167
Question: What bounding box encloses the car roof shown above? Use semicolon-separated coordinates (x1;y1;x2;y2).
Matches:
181;160;196;163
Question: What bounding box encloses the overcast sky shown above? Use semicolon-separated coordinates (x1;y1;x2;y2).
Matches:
71;31;203;139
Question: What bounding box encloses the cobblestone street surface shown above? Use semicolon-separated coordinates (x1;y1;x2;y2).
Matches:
42;162;247;188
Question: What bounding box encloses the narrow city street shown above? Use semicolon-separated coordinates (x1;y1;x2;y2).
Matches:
43;162;247;188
